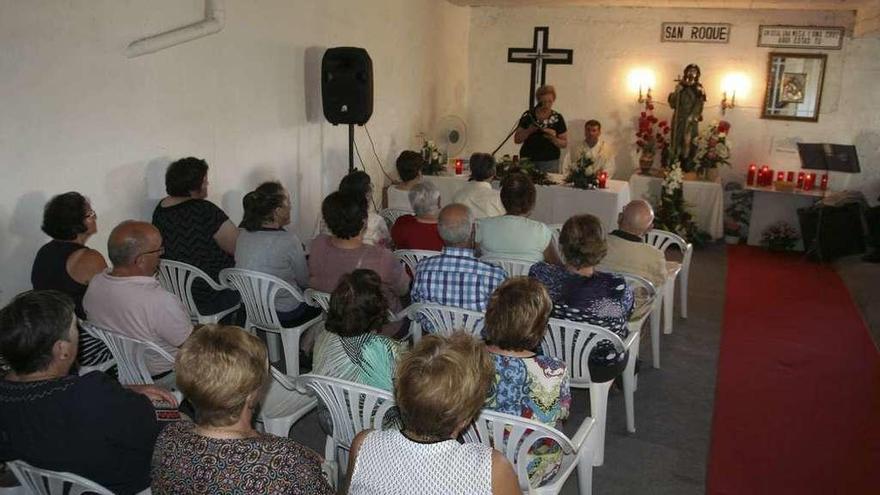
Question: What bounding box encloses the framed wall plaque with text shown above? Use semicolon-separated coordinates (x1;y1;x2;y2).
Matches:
758;25;844;50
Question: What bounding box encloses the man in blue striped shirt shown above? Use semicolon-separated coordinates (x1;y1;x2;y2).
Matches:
411;204;507;312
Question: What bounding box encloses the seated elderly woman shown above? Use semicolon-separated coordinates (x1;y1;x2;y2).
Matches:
0;290;176;495
319;170;391;248
390;180;444;251
452;152;505;219
152;156;239;317
477;172;560;264
344;333;520;495
235;181;319;326
386;150;425;210
484;277;570;485
151;324;333;494
529;214;634;382
312;269;404;391
309;191;409;334
31;192;111;366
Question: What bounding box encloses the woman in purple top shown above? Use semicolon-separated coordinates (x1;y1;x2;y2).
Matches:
309;191;410;336
529;214;634;382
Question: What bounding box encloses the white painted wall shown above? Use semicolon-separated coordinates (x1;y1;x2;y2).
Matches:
0;0;470;304
465;6;880;199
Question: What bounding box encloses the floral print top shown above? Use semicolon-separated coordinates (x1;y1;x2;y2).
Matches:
487;353;571;427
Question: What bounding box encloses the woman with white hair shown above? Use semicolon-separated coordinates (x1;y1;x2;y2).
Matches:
390;180;444;251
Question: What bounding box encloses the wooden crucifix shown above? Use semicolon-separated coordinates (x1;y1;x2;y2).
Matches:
508;26;574;108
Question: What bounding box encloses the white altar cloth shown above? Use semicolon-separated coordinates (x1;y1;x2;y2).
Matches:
628;174;724;239
424;174;631;234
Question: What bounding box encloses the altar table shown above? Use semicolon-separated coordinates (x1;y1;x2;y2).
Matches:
424;174;631;234
628;174;724;239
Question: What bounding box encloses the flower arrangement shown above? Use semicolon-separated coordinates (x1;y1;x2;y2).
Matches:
723;182;752;243
564;150;599;189
653;161;709;245
496;155;555;186
634;99;670;160
694;120;732;176
420;138;445;176
761;221;798;251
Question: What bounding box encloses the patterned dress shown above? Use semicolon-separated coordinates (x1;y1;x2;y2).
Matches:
312;330;404;392
486;353;571;485
530;263;635;382
151;421;333;495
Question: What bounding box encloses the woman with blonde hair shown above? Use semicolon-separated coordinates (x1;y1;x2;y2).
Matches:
513;84;568;173
151;324;332;494
344;333;521;495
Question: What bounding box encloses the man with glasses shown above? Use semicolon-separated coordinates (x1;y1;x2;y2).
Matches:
83;221;192;381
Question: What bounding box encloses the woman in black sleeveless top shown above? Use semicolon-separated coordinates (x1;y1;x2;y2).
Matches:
31;192;111;366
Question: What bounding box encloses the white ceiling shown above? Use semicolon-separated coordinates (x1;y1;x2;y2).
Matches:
447;0;880;36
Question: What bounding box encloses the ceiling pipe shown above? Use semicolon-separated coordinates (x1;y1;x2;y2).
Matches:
126;0;225;58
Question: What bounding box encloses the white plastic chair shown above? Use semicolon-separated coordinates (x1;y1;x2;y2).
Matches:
220;268;323;375
258;367;319;439
393;249;441;274
6;460;118;495
463;409;597;495
403;302;486;343
644;229;693;332
481;256;536;277
79;321;174;386
378;208;411;230
615;272;663;370
297;374;396;487
541;318;629;466
157;259;239;324
304;288;331;312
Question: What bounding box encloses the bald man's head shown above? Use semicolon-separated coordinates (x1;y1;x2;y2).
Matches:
619;200;655;236
108;221;161;268
438;203;475;246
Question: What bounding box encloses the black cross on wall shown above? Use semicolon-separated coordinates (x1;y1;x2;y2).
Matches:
508;26;574;108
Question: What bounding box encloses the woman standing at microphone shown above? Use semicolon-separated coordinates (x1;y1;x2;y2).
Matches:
514;84;568;174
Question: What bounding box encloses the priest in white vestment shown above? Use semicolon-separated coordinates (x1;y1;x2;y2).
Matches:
575;119;617;178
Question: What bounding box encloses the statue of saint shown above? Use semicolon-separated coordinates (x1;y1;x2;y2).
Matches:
666;64;706;171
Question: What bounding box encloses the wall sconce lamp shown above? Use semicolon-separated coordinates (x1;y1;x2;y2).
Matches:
721;73;749;115
721;90;736;114
628;68;656;104
639;86;653;104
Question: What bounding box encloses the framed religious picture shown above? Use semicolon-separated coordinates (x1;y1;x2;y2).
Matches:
761;52;827;122
778;72;807;103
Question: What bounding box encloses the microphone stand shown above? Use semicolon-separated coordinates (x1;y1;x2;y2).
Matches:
492;107;538;157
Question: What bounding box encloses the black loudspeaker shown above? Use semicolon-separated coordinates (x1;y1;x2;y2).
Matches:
797;202;866;262
321;47;373;125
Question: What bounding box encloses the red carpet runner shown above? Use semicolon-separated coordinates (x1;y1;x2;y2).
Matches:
707;245;880;494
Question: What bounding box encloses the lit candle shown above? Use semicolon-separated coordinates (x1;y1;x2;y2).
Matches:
804;173;815;191
760;165;770;186
797;172;805;188
776;171;785;182
821;174;828;190
598;171;608;189
747;164;756;186
787;171;795;182
454;158;463;175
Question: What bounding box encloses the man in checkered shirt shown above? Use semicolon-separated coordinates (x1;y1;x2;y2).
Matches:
411;203;507;313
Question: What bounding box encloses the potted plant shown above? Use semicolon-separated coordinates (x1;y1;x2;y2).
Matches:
723;182;751;244
634;96;670;175
694;120;732;181
496;155;556;186
761;221;799;251
564;152;599;189
420;138;446;176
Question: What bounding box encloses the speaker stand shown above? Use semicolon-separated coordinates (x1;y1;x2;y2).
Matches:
348;124;355;173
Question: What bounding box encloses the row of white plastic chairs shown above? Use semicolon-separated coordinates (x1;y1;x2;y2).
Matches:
3;373;596;495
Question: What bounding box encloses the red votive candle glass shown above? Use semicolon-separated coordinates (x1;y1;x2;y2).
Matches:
776;171;785;182
454;158;463;175
747;163;756;185
787;171;795;182
760;165;770;186
821;174;828;190
797;172;805;188
804;173;815;191
598;171;608;189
